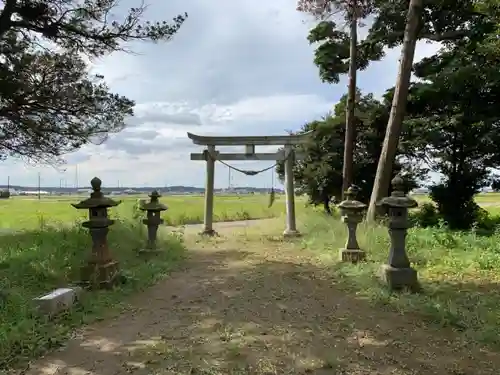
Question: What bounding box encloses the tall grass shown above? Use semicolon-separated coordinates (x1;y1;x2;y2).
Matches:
0;218;186;370
301;212;500;349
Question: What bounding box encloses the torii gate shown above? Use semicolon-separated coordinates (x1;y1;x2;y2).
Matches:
187;132;311;236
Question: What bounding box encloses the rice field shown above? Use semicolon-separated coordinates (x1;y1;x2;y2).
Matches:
0;194;302;230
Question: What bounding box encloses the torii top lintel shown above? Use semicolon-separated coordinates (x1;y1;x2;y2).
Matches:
186;131;312;146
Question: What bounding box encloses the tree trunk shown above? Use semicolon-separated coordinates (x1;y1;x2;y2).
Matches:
341;4;358;199
323;195;332;215
366;0;423;222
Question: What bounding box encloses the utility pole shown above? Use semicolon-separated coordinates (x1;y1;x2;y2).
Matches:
228;167;231;190
7;175;10;192
75;164;79;191
37;172;41;200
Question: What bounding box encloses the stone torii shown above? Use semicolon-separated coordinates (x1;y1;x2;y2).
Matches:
187;132;311;236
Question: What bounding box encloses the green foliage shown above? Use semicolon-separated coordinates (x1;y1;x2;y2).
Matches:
277;91;420;211
297;0;375;21
492;179;500;192
0;1;187;163
307;20;384;84
368;0;494;47
0;220;186;369
302;211;500;349
476;0;500;53
410;202;440;227
299;0;500;229
399;11;500;228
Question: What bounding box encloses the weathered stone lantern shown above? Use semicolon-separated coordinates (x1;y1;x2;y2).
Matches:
139;190;168;254
72;177;121;289
338;185;366;263
377;175;419;291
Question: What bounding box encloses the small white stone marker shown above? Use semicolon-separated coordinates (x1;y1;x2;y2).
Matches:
33;287;82;317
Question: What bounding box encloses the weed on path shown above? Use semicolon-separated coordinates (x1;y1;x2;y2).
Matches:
18;219;500;375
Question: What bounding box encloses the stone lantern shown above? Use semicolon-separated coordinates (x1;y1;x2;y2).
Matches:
338;185;366;263
377;175;419;291
139;190;168;254
72;177;121;289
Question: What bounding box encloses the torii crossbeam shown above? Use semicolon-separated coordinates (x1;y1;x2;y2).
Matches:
187;132;311;236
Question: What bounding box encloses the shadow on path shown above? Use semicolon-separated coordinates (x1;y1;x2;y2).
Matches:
19;232;500;375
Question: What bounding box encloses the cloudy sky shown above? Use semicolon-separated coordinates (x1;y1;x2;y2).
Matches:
1;0;440;189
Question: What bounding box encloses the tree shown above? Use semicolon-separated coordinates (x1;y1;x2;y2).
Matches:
0;0;187;163
492;179;500;193
276;90;420;214
297;0;382;199
366;0;422;221
476;0;500;53
402;15;500;228
365;0;495;221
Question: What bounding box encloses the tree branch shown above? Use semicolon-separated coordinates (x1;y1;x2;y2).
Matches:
0;0;17;35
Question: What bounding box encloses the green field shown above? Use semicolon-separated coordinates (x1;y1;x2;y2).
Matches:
0;194;298;368
2;192;499;231
0;194;296;230
411;192;500;205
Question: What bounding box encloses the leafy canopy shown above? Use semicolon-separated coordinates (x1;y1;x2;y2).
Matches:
0;0;187;163
401;8;500;228
277;90;418;211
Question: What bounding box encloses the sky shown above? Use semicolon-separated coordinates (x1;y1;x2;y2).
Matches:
1;0;441;189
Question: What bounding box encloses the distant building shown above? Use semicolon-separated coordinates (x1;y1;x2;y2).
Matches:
411;188;429;195
19;190;50;195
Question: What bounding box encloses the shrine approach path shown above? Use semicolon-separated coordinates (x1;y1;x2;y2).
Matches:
20;218;500;375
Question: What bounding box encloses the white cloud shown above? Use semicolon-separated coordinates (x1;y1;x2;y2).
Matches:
2;0;443;189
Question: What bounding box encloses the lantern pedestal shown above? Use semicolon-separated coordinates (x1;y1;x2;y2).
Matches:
138;218;164;255
379;264;419;292
139;190;168;255
338;186;366;263
377;175;420;292
78;222;121;289
339;248;366;263
80;260;120;289
72;177;121;290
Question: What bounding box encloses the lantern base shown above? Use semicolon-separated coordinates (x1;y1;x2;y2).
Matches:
339;248;366;263
79;260;120;290
283;229;301;238
379;264;420;292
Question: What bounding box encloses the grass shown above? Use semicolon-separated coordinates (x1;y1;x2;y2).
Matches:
0;194;294;230
4;193;500;372
301;210;500;349
70;214;500;375
412;191;500;205
0;216;186;370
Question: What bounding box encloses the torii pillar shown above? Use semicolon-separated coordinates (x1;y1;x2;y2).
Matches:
187;132;310;237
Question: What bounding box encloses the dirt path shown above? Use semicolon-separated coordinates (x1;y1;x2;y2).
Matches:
21;220;500;375
166;218;279;232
